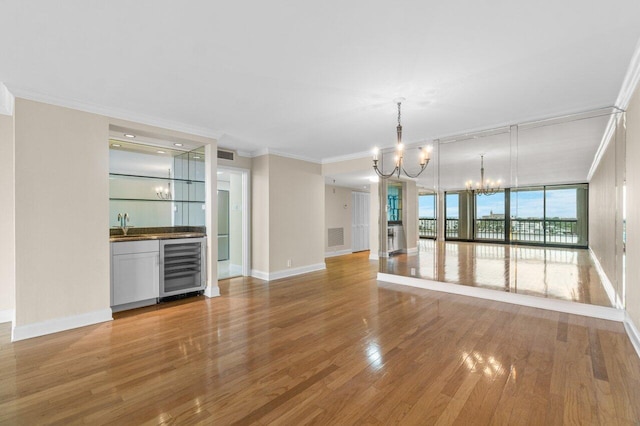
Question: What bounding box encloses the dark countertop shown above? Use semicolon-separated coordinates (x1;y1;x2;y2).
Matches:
110;232;206;243
109;226;207;243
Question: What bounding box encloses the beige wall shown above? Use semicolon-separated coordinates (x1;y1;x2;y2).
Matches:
589;122;620;294
14;99;110;326
321;156;370;176
268;155;324;271
0;113;15;320
251;155;270;273
325;185;352;254
626;84;640;327
252;154;324;275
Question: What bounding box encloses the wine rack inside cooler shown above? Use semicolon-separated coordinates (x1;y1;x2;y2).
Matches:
160;237;206;297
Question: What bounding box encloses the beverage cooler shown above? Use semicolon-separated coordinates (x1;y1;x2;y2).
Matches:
160;237;206;297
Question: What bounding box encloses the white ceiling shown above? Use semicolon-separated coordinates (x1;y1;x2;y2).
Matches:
1;1;639;165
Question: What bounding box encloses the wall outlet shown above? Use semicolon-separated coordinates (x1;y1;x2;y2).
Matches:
410;267;416;276
287;259;292;267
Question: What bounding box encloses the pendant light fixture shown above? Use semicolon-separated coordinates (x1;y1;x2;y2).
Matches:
466;154;501;196
372;99;431;179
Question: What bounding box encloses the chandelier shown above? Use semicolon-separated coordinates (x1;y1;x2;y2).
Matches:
372;99;430;179
466;155;501;196
156;169;172;200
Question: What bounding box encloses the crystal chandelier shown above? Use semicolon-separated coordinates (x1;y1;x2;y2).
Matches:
466;155;501;196
372;99;431;179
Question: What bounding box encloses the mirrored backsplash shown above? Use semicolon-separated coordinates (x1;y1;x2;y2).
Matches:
109;141;206;228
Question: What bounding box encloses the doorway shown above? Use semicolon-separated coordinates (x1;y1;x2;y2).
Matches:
217;167;250;279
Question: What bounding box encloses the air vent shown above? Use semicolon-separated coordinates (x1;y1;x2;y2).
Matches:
328;228;344;247
217;150;234;161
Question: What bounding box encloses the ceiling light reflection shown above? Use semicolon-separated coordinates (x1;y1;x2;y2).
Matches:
461;350;504;378
366;343;383;370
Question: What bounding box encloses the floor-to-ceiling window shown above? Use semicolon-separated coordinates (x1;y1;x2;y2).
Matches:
511;187;545;243
445;192;460;239
474;190;506;241
510;184;588;246
419;193;436;238
544;184;588;246
442;184;588;247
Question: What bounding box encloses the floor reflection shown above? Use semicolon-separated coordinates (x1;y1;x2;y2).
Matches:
380;239;612;307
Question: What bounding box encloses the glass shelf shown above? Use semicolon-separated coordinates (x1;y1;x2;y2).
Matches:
109;173;205;184
110;173;205;204
109;198;205;203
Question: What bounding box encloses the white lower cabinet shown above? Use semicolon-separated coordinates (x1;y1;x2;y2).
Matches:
111;240;160;309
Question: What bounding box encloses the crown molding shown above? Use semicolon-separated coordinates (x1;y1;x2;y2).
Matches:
587;113;620;181
7;85;221;140
616;37;640;110
249;148;321;164
236;150;252;158
250;148;270;158
321;150;371;164
586;39;640;180
0;83;15;116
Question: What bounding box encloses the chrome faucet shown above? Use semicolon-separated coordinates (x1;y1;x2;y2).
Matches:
117;213;131;236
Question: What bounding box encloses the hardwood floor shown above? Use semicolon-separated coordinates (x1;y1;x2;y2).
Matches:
381;239;613;307
1;251;638;424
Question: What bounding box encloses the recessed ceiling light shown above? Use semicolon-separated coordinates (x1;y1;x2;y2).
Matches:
217;171;223;174
111;143;121;147
174;143;183;147
124;133;136;138
193;156;201;159
156;150;166;154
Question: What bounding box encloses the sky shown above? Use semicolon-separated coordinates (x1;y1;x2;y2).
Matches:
421;188;579;219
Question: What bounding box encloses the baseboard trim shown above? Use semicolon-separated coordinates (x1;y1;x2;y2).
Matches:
0;309;14;324
369;253;379;261
404;247;418;255
251;269;270;281
589;248;619;308
377;273;624;322
252;263;326;281
624;311;640;360
11;308;113;342
325;249;353;258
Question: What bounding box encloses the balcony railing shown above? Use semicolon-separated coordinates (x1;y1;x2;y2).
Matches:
419;217;437;238
512;218;578;244
446;218;459;239
475;218;505;240
441;217;580;245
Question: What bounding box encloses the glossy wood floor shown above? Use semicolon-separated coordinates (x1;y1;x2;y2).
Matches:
1;251;639;424
381;239;613;307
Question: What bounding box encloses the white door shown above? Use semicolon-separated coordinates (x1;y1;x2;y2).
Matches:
352;192;370;252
